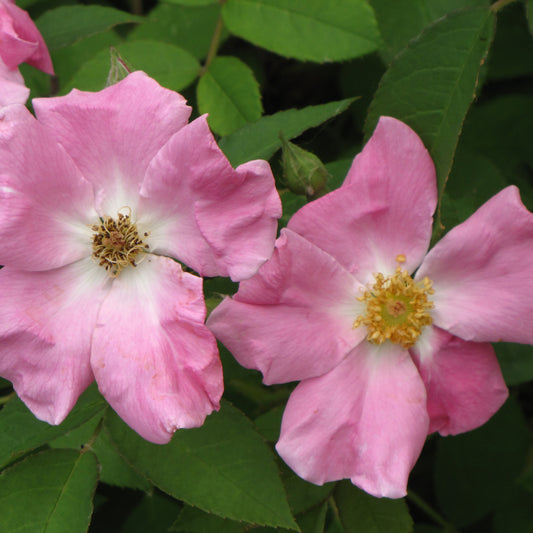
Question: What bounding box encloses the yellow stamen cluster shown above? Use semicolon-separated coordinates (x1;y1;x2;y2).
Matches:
91;208;149;277
353;266;434;349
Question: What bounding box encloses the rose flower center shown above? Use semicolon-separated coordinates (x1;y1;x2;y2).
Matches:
91;208;149;277
353;265;434;349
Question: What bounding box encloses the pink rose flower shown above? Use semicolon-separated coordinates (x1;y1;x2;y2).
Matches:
0;0;54;105
207;116;533;498
0;72;281;443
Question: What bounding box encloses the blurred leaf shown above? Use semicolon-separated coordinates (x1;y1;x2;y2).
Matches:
254;406;283;443
252;501;328;533
370;0;490;63
334;480;413;533
52;31;122;90
128;2;224;60
198;56;262;136
487;2;533;80
172;506;246;533
297;502;328;533
105;401;298;529
222;0;382;62
493;486;533;533
121;492;182;533
36;5;142;50
166;0;217;4
279;190;308;228
439;148;508;231
435;397;530;526
284;467;334;516
325;156;355;191
220;98;355;167
0;384;106;470
366;8;495;209
495;342;533;387
529;0;533;35
0;449;98;533
50;415;150;491
458;95;533;203
62;41;200;94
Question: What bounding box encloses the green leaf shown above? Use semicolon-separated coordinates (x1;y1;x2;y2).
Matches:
36;5;142;50
121;492;183;533
172;506;247;533
50;414;150;491
487;2;533;80
529;0;533;36
365;8;495;210
222;0;382;62
220;98;355;167
62;41;200;94
439;148;508;231
457;95;533;198
165;0;218;4
127;2;224;60
495;342;533;386
0;384;106;470
52;31;122;90
435;397;530;526
334;480;413;533
297;502;328;533
0;449;98;533
105;401;297;530
493;486;533;533
369;0;490;63
197;56;262;136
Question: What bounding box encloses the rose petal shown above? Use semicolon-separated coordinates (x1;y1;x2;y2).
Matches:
276;341;429;498
207;229;364;384
91;255;222;444
0;258;109;424
288;116;437;282
33;72;191;217
140;115;280;280
0;104;97;270
0;59;28;105
410;326;508;435
0;0;53;74
417;186;533;344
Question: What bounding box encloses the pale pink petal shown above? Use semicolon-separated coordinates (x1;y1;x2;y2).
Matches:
0;258;109;424
207;229;364;384
0;0;53;74
0;104;97;270
139;115;281;280
33;72;191;216
410;326;508;436
417;186;533;344
0;60;28;105
288;116;436;282
276;342;429;498
91;255;222;444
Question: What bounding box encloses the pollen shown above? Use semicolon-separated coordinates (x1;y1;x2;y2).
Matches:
91;207;149;277
353;267;434;349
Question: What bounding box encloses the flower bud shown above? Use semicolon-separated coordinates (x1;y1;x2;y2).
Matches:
280;133;329;199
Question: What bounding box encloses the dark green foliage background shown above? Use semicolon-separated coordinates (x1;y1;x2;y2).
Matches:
2;0;533;531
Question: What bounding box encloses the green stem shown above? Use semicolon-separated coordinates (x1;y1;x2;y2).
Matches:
407;490;456;531
490;0;519;12
201;8;225;74
0;391;15;406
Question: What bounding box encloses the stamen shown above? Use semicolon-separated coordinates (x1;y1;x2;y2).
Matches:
90;207;149;277
353;266;434;349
